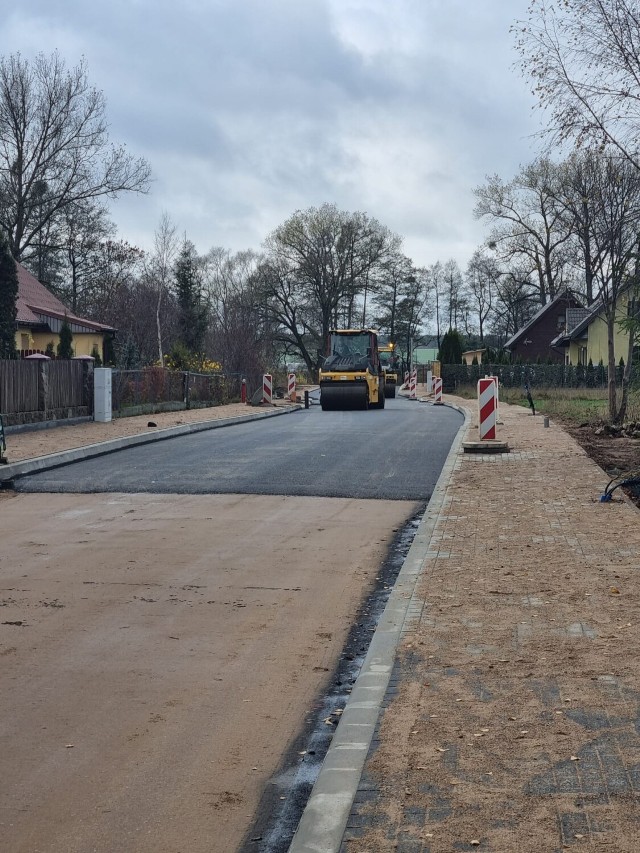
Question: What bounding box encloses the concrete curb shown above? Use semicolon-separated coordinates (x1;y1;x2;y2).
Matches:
0;405;302;484
287;400;471;853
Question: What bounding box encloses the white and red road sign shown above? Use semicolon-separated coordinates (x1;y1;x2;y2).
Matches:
262;373;273;404
433;376;443;403
288;372;296;402
409;368;417;400
478;377;497;440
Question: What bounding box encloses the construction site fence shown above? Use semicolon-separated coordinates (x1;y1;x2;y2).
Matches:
441;362;637;391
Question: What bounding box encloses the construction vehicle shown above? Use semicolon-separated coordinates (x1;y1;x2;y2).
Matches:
319;328;385;410
378;340;399;398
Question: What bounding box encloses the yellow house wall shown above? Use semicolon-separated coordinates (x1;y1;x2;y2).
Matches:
587;313;629;365
567;341;583;364
16;329;105;358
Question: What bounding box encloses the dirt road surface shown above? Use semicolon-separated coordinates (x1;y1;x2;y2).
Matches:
0;490;416;853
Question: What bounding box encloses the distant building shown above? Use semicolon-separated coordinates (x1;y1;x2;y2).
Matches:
462;348;486;365
504;291;584;363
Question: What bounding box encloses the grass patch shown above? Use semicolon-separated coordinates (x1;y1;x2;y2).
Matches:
454;385;610;425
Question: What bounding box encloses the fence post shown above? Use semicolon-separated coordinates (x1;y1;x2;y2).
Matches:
94;368;112;422
38;362;48;416
184;371;191;410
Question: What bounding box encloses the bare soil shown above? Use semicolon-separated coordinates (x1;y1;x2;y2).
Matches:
557;419;640;507
0;490;416;853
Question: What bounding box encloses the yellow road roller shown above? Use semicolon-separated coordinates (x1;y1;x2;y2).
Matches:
319;328;385;410
378;340;399;398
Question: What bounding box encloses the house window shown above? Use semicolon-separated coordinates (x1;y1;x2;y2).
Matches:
21;334;29;351
579;346;587;366
557;314;566;330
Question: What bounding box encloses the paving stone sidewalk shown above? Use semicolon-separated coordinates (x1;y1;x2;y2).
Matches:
340;395;640;853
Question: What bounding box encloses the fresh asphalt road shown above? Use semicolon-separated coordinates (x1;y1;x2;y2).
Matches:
13;396;463;500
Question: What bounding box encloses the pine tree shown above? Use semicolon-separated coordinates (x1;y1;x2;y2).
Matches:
0;231;18;359
174;240;207;356
437;328;464;365
57;316;74;358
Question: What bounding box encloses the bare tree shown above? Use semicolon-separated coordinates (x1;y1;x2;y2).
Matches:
143;213;179;365
253;256;320;371
466;249;499;344
442;259;466;329
514;0;640;169
263;204;396;364
571;153;640;422
474;159;574;305
61;199;114;313
0;51;151;262
203;248;271;382
370;251;414;343
427;261;445;349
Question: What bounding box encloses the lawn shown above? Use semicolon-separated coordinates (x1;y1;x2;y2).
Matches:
453;385;640;425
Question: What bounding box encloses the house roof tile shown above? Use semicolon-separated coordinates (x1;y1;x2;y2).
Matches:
15;263;115;333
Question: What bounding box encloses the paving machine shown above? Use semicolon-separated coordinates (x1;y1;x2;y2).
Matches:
378;340;399;398
319;328;385;410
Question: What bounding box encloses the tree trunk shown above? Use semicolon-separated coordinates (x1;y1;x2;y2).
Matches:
156;287;163;366
615;318;637;424
607;314;618;423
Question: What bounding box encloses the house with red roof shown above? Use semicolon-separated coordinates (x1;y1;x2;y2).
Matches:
15;263;115;359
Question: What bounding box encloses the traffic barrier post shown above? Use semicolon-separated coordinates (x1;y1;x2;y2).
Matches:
262;374;273;404
288;372;296;402
478;377;497;440
433;376;443;403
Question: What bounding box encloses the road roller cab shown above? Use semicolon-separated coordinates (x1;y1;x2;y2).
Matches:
319;329;385;410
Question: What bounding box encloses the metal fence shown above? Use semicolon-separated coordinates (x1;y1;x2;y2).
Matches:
111;367;244;416
0;359;91;425
441;362;637;390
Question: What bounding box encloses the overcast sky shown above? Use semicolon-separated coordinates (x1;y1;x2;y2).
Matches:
4;0;541;271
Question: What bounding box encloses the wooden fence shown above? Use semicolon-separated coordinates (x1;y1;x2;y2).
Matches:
0;360;92;426
0;362;247;426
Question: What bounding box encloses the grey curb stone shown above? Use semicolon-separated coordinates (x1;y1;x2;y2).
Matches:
288;400;470;853
0;405;301;483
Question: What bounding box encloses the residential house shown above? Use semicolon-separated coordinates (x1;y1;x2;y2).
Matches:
504;291;585;363
15;262;115;359
551;297;632;366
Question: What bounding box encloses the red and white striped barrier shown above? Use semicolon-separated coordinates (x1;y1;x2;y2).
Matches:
288;372;296;402
262;373;273;404
478;377;497;440
404;371;410;387
409;368;417;399
433;376;443;403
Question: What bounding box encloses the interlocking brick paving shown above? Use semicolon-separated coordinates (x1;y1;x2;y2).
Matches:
341;399;640;853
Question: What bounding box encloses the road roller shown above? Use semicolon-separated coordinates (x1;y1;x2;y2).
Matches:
319;328;385;410
378;340;399;398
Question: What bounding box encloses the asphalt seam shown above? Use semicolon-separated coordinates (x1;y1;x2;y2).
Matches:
287;400;471;853
0;406;301;483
